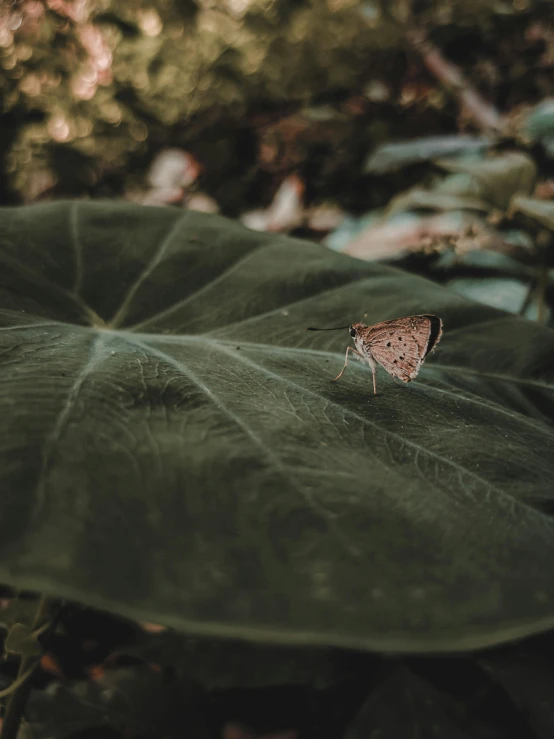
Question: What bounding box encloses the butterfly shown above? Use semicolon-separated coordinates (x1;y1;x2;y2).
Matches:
306;314;443;395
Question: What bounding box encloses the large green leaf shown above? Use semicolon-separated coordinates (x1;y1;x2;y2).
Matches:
1;201;554;654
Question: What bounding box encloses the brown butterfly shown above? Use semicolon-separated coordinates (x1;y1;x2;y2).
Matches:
307;314;443;395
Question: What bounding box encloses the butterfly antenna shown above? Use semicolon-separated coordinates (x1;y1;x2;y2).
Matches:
306;325;350;331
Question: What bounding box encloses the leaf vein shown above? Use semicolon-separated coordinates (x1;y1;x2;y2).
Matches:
32;333;111;520
127;242;267;332
109;210;193;329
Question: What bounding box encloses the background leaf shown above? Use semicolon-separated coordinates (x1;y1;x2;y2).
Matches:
511;195;554;232
436;153;536;210
522;99;554;159
27;667;208;739
342;664;501;739
387;188;489;214
4;622;43;658
364;136;493;174
119;632;370;689
445;278;539;318
1;201;554;654
479;647;554;739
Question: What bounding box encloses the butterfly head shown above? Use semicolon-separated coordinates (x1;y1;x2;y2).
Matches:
349;322;366;340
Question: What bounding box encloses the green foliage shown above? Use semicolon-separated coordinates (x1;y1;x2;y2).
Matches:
511;195;554;232
383;151;536;215
434;153;537;211
1;200;554;658
364;135;493;174
446;278;544;321
523;99;554;158
335;144;554;327
4;624;42;659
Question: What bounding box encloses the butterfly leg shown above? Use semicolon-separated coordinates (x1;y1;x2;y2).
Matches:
367;356;377;395
331;346;364;382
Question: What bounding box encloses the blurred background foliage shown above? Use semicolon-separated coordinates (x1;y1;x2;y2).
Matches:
2;0;554;321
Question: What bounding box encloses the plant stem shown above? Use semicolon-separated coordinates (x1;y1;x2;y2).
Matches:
405;29;501;133
0;596;52;739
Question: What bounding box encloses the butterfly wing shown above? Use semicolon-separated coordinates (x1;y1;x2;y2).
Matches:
422;314;443;356
360;314;443;383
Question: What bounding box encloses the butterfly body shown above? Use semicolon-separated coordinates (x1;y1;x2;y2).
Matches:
307;314;443;395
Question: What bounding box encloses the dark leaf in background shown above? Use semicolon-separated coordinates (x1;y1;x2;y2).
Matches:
342;663;502;739
27;666;208;739
27;682;109;739
119;632;372;690
478;649;554;739
1;201;554;654
364;136;494;174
